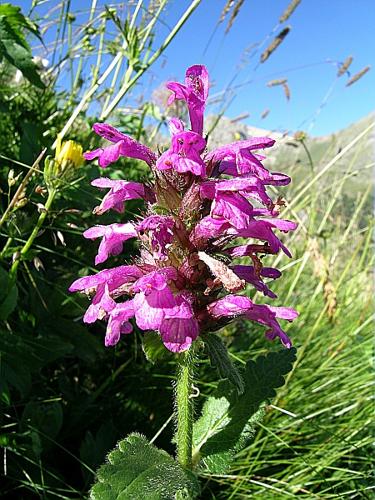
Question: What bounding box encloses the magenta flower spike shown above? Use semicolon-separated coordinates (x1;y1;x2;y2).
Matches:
72;65;298;352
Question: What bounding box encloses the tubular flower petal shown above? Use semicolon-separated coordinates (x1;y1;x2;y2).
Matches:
105;301;135;346
156;131;206;176
83;284;117;324
83;223;137;264
91;178;154;214
160;295;199;352
70;65;298;352
244;304;299;348
231;265;281;298
207;295;253;318
166;65;209;136
137;215;175;261
84;123;156;168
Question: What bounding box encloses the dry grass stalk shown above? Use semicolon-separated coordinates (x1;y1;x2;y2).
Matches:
261;108;270;119
346;65;371;86
308;238;337;320
260;26;291;63
230;112;250;123
267;78;287;87
282;82;291;100
225;0;245;33
337;55;353;77
219;0;235;22
279;0;301;23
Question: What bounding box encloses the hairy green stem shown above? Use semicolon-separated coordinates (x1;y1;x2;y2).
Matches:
175;348;195;468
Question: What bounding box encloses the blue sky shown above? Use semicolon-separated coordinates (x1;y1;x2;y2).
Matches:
15;0;375;136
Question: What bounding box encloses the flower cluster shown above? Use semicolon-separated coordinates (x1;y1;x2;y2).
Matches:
70;65;298;353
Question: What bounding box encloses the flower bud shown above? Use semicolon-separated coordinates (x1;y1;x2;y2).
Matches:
8;169;16;187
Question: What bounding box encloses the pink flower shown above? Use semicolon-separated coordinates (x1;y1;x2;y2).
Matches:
207;295;253;318
91;177;154;215
237;219;297;257
207;296;298;348
200;178;274;230
232;265;281;298
156;131;206;176
190;216;232;247
83;223;137;264
137;215;175;261
69;265;143;293
84;123;156;168
244;304;299;348
167;65;209;136
83;284;117;324
131;269;178;331
105;300;135;346
160;294;199;352
207;136;275;163
71;64;298;353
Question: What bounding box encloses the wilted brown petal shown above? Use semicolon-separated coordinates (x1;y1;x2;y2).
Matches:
198;251;245;292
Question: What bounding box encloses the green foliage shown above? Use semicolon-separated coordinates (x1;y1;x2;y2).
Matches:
193;348;297;473
142;331;172;364
21;401;63;455
80;420;118;485
0;5;44;88
0;4;42;42
0;73;74;163
90;433;200;500
0;266;18;319
203;333;244;394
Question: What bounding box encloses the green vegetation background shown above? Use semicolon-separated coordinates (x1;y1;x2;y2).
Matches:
0;1;373;498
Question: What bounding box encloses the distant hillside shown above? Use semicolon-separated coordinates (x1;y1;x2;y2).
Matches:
207;113;374;213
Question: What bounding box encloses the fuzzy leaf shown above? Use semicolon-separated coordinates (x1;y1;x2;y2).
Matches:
90;433;200;500
204;333;244;394
193;348;297;473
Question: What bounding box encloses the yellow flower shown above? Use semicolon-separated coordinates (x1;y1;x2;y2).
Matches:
44;136;84;190
55;135;84;169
